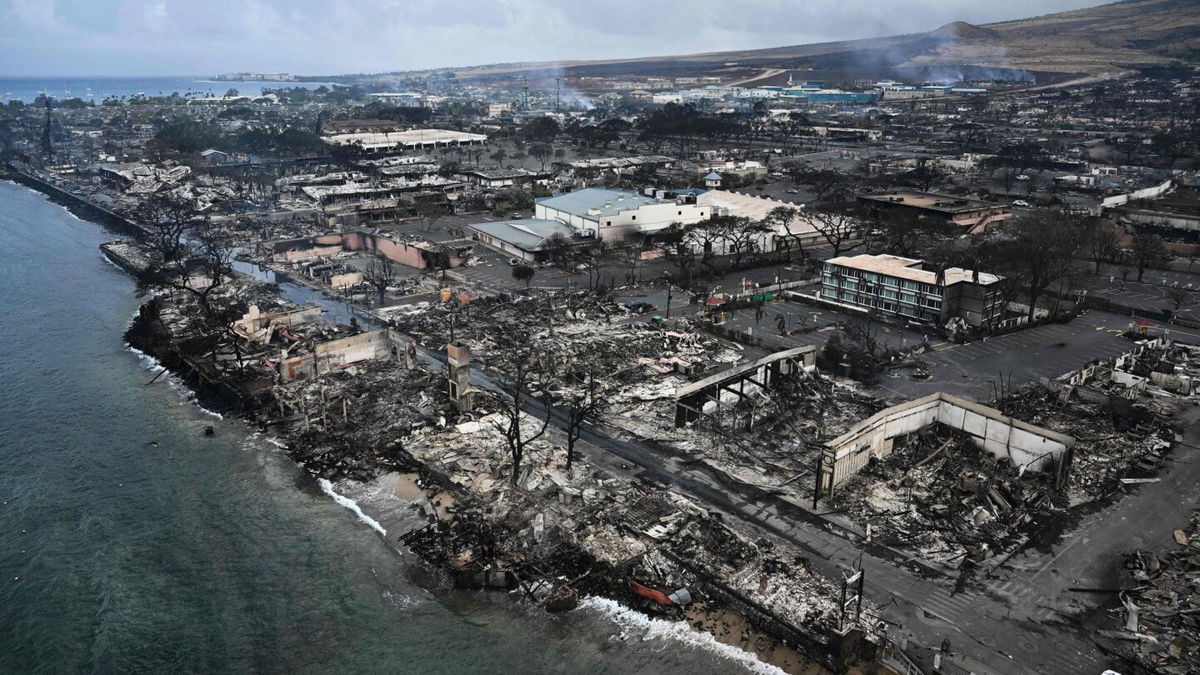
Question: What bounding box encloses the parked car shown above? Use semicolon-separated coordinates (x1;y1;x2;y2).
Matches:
1013;200;1031;207
624;301;656;313
507;257;523;266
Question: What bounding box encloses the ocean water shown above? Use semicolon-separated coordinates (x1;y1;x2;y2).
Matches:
0;179;771;674
0;76;337;104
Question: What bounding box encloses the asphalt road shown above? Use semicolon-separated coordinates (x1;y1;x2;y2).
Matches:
1081;261;1200;322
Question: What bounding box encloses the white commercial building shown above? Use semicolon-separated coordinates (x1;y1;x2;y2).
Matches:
321;128;487;155
535;188;711;241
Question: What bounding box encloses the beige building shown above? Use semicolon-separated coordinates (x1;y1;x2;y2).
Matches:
821;254;1004;327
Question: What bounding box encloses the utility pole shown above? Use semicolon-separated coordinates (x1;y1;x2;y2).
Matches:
555;77;562;112
522;76;529;111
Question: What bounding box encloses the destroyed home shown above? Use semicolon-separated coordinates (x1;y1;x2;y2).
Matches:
858;191;1012;234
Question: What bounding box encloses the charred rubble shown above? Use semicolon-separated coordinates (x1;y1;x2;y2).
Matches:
837;426;1060;567
1094;512;1200;675
127;282;873;670
828;379;1184;570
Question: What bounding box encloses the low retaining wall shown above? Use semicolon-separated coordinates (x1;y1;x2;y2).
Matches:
818;392;1075;497
6;167;148;238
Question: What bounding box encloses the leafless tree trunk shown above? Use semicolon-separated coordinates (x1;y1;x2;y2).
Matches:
362;254;397;306
489;333;554;487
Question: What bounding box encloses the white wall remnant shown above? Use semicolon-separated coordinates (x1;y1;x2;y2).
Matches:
1101;179;1173;209
818;392;1075;498
277;328;409;382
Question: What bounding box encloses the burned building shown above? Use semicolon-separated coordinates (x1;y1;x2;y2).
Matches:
858;191;1012;234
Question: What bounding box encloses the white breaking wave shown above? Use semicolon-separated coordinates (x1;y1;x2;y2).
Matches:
129;343;225;420
164;378;224;420
578;596;786;675
58;204;83;221
319;478;387;536
126;344;163;370
195;405;224;420
100;252;126;273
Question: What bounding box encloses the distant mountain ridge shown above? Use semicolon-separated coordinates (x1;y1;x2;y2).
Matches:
436;0;1199;84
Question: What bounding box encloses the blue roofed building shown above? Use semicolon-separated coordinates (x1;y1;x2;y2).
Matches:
534;187;712;242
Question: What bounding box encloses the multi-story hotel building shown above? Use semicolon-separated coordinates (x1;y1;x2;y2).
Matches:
821;254;1004;328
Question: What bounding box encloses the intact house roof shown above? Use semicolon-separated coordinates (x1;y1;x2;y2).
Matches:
825;254;1002;286
468;219;576;253
536;188;664;218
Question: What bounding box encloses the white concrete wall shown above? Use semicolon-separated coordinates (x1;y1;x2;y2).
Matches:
1102;179;1173;208
534;204;597;235
280;329;406;381
822;392;1074;491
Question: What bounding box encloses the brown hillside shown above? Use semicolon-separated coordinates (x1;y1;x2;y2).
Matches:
436;0;1200;83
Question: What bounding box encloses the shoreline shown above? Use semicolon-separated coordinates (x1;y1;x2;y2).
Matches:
3;173;845;674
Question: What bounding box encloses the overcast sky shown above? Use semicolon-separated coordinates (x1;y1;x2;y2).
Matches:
0;0;1108;77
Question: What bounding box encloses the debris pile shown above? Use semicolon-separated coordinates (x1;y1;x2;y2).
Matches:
126;278;312;403
664;372;884;503
1001;387;1179;503
1097;513;1200;674
392;290;742;434
275;359;446;479
633;511;844;634
836;427;1055;566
